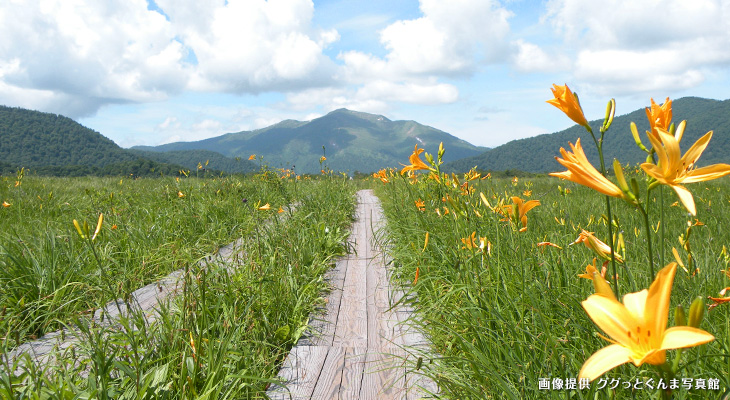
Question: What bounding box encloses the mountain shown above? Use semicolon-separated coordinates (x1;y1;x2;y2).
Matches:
128;149;257;174
0;105;136;168
445;97;730;173
134;108;487;174
0;105;256;176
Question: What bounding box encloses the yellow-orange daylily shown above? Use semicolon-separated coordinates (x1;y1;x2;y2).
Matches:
400;145;433;175
646;97;672;136
258;203;271;211
248;154;256;160
415;199;425;211
571;230;624;263
546;83;589;128
551;139;626;199
460;231;488;253
498;196;540;232
579;263;714;381
641;124;730;215
372;169;390;183
578;258;608;281
2;201;10;208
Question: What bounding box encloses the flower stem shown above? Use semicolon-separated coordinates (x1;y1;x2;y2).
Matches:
588;127;619;296
639;202;656;278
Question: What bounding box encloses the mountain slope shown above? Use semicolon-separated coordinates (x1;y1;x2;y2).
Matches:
445;97;730;173
0;105;136;167
0;106;256;176
128;149;257;174
135;109;487;174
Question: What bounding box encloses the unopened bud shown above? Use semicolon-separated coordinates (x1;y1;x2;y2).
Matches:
631;122;650;153
675;305;686;326
601;99;616;132
688;296;706;328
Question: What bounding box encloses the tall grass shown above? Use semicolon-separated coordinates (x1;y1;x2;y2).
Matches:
0;172;356;398
377;173;730;399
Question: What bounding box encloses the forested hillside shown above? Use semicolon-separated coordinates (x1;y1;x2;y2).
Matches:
445;97;730;173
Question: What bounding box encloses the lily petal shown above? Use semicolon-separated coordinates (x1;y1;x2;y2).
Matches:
679;131;713;169
683;163;730;183
670;185;696;216
645;263;677;345
622;290;648;324
579;344;632;382
660;326;714;350
582;295;636;348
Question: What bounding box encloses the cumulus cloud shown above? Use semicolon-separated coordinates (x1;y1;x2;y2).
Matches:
325;0;513;112
166;0;339;92
544;0;730;94
0;0;339;118
342;0;513;79
0;0;188;117
511;39;570;73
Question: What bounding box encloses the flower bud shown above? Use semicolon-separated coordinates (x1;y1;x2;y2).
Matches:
688;296;706;328
73;219;86;239
631;122;650;152
601;99;616;132
675;305;686;326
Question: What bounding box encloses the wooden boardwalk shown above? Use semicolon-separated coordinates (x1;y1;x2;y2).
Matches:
267;190;436;400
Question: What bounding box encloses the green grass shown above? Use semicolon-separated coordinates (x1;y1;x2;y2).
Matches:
377;171;730;399
0;171;357;399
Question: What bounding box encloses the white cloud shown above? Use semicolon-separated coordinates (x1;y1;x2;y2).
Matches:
0;0;187;117
0;0;339;118
544;0;730;94
511;39;570;73
167;0;338;92
380;0;512;75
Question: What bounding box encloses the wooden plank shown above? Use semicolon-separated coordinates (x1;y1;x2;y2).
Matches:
267;345;329;400
359;351;406;400
338;347;367;399
267;190;438;399
331;217;368;348
299;256;347;347
310;346;346;399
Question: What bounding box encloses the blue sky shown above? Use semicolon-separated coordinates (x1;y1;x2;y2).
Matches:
1;0;730;150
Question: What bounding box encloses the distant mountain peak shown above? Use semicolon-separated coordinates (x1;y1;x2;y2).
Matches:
324;108;391;123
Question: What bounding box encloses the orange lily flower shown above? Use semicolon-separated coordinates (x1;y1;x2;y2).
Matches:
571;230;624;263
551;139;625;199
258;203;271;211
248;154;256;160
2;201;10;208
579;263;714;381
415;199;425;211
498;196;540;232
578;258;608;281
641;123;730;215
646;97;672;136
547;84;589;128
400;145;434;175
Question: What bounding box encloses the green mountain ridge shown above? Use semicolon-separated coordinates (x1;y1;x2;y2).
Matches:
0;105;256;176
134;108;488;174
445;97;730;173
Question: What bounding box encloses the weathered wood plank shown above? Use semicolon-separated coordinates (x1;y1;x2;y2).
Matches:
338;347;367;399
268;190;437;399
267;345;330;400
